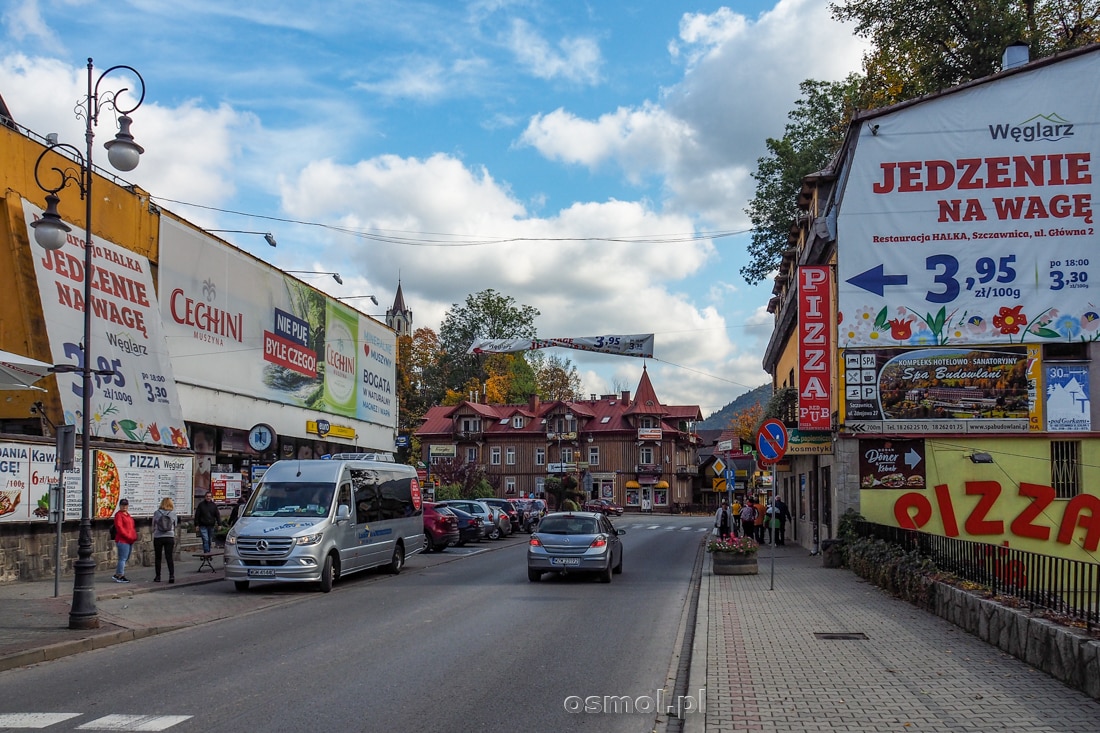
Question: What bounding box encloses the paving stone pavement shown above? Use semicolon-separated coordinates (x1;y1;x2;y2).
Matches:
685;543;1100;733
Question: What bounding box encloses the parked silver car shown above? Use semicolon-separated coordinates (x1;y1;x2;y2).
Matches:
527;511;625;583
435;499;507;540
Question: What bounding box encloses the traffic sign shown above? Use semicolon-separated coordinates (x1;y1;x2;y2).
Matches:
712;457;726;476
756;419;789;463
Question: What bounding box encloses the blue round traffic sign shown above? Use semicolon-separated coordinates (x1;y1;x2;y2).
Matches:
755;419;788;462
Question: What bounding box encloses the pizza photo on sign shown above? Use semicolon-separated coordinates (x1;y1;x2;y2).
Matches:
94;452;121;518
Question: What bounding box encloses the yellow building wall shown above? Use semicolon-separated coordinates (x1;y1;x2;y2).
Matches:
0;123;159;423
859;436;1100;563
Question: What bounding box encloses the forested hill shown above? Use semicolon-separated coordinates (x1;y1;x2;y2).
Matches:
698;384;771;430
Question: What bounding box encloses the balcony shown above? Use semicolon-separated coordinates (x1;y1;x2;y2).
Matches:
634;464;663;476
676;466;694;475
453;429;483;441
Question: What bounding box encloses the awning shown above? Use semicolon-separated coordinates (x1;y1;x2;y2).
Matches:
624;480;641;489
654;480;669;489
0;350;51;391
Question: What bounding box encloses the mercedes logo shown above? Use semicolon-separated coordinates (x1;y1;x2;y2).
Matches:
257;539;269;551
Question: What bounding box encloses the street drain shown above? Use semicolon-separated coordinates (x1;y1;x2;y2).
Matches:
814;632;868;640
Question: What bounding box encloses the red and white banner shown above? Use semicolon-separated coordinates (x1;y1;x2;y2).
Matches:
798;266;833;431
468;334;654;358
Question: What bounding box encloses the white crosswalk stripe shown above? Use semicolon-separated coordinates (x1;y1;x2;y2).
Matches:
77;714;192;730
0;713;81;728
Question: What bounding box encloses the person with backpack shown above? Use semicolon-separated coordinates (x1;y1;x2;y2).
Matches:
714;500;732;540
152;497;178;583
739;500;758;543
111;499;137;583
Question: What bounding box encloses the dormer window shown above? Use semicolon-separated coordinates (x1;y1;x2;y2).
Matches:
639;416;657;429
460;417;481;432
512;415;524;429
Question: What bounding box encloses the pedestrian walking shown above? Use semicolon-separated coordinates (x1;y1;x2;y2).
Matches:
714;501;732;540
754;497;767;543
112;499;137;583
739;500;758;542
152;497;177;583
774;496;793;546
194;491;221;555
731;499;742;537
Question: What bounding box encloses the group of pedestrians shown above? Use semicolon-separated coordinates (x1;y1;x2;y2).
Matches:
110;491;224;583
714;494;792;545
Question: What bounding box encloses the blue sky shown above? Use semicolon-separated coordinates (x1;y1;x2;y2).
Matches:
1;0;866;417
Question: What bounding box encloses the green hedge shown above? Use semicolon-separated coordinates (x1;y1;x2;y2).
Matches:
846;536;940;611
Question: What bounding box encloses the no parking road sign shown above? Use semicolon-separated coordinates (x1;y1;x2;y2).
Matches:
755;418;788;465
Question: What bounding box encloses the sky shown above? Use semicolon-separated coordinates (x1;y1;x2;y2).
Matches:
0;0;867;418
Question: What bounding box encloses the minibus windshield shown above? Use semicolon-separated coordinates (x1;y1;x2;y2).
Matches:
244;481;333;517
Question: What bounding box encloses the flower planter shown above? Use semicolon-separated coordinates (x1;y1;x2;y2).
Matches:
711;553;758;575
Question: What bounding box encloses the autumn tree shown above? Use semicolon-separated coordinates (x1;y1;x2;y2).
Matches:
529;351;584;401
742;75;867;284
729;403;764;443
831;0;1100;107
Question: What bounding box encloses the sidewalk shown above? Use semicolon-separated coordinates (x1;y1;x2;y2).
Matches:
0;554;230;671
685;543;1100;733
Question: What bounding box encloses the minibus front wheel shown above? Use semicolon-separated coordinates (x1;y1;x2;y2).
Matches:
319;554;335;592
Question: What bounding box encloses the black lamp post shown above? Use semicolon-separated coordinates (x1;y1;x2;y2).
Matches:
30;58;146;630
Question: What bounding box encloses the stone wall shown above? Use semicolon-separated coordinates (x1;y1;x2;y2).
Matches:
931;580;1100;699
0;521;196;582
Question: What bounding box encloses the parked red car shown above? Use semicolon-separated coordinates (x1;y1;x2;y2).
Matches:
583;498;624;516
423;502;460;552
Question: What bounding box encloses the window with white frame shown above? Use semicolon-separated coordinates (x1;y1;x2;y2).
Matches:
562;446;574;463
512;415;524;428
535;447;545;465
639;446;654;464
588;445;599;465
465;446;478;462
535;477;545;494
490;446;501;465
505;476;516;494
460;417;481;433
506;446;516;465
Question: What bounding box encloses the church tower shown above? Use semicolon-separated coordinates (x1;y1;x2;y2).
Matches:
386;280;413;337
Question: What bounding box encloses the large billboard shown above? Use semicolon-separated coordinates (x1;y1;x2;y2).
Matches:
837;52;1100;349
158;218;397;428
23;202;189;449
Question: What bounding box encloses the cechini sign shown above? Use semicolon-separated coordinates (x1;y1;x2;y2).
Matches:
837;50;1100;349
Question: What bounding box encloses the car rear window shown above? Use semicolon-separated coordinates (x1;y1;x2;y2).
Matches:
537;517;598;534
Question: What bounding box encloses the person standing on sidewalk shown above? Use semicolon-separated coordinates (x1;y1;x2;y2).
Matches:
152;497;177;583
731;498;742;537
753;497;767;543
714;501;732;540
739;500;758;542
194;491;221;555
112;499;137;583
774;496;793;546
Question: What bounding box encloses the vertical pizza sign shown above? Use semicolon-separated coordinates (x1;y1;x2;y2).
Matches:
799;266;833;431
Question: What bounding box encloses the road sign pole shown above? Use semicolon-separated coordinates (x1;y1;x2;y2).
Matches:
769;462;776;591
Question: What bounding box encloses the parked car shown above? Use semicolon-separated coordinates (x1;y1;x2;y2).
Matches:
479;497;521;533
583;498;624;516
423;502;460;552
444;506;483;546
435;500;503;540
527;511;625;583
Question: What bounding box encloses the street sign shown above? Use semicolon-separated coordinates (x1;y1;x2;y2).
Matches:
724;469;737;481
755;419;789;463
712;457;726;476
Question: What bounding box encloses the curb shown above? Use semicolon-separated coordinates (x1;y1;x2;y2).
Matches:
684;556;710;733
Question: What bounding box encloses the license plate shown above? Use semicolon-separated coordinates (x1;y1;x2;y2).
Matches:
247;568;276;577
550;557;580;566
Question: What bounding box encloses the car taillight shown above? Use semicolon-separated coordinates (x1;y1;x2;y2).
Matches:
529;536;542;547
589;536;608;549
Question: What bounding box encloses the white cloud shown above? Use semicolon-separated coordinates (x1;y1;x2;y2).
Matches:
505;18;602;84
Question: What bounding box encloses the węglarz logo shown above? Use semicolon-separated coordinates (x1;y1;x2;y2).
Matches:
988;112;1073;142
563;687;705;717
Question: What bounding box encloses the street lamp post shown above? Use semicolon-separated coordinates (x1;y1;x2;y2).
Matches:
30;58;146;630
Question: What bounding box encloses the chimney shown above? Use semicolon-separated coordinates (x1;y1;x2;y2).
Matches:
1002;42;1029;70
529;394;540;413
621;390;631;405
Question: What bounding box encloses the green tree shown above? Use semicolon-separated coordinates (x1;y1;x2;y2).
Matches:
439;289;540;395
742;75;866;284
831;0;1100;107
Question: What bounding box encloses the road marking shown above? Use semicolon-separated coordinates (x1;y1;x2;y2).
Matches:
0;714;81;728
77;715;192;731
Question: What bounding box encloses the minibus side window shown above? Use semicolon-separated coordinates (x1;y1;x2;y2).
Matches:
336;483;351;519
352;469;382;523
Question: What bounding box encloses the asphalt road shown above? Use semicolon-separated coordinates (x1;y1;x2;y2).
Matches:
0;515;709;733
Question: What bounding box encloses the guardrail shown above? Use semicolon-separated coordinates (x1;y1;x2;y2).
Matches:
853;521;1099;630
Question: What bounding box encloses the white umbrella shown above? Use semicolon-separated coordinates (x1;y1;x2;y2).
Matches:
0;350;53;391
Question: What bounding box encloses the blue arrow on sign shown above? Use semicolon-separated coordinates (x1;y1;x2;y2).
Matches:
846;264;908;296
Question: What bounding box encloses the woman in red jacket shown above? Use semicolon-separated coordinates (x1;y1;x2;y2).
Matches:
112;498;138;583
